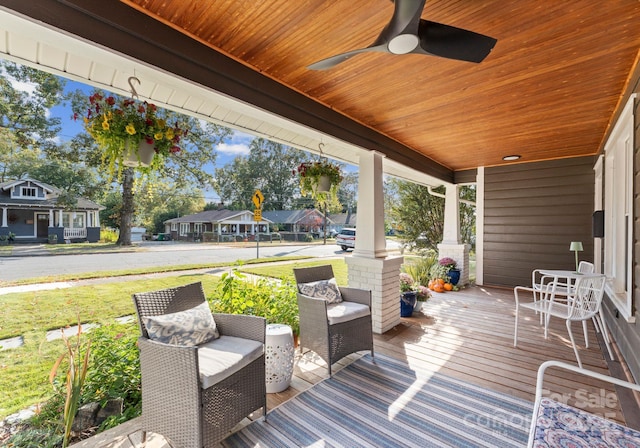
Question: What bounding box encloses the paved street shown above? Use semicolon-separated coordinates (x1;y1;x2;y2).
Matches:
0;241;402;282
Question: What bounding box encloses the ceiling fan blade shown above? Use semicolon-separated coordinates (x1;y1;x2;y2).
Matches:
308;0;426;70
412;19;497;63
373;0;426;43
307;45;387;71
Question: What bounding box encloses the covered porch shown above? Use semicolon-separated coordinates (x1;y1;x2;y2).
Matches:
75;284;638;447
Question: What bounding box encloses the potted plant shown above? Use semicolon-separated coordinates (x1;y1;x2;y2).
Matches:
399;272;417;317
414;284;431;313
82;93;187;173
439;257;461;285
294;159;343;198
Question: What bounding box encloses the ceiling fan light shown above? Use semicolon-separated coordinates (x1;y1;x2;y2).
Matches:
388;34;419;54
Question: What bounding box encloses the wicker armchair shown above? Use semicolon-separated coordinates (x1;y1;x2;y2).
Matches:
132;282;266;448
293;265;373;376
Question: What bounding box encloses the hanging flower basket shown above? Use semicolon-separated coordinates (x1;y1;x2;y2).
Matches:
81;92;188;173
294;159;343;198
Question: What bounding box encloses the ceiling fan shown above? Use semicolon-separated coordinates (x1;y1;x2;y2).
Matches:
307;0;497;70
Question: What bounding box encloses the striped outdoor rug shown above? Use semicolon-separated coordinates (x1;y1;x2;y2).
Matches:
222;354;533;447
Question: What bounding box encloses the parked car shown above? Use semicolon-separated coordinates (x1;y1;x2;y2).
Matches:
336;228;356;251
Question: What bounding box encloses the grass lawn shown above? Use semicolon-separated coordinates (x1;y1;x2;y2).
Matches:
0;274;219;419
240;258;348;285
44;242;137;254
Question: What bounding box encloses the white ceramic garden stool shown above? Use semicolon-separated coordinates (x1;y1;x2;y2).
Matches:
265;323;295;393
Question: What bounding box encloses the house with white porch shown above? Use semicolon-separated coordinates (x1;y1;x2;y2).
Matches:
0;178;102;243
164;209;272;242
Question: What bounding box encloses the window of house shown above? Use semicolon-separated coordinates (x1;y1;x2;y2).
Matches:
171;223;178;231
21;187;37;197
180;223;189;236
602;93;635;322
194;223;203;234
62;212;86;228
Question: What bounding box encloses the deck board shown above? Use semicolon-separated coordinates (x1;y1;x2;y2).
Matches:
78;285;638;447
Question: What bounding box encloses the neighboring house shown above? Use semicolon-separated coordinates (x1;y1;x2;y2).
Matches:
164;209;272;241
262;209;332;236
328;212;357;235
0;178;102;243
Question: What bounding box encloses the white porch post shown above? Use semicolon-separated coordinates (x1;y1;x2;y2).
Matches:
346;151;403;334
438;184;470;286
58;209;63;227
1;207;7;227
95;210;100;227
49;209;54;227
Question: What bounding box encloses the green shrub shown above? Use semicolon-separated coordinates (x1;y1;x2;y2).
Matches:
403;250;438;285
28;322;141;441
100;228;118;243
7;427;63;448
211;268;299;335
81;322;141;430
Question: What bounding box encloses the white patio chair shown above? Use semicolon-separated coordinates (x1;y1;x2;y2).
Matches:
528;360;640;447
514;274;606;368
531;261;613;360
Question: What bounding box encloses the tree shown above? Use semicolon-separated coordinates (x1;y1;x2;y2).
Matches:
337;171;358;214
390;179;476;251
213;138;307;210
135;180;205;233
0;62;63;146
390;180;445;251
0;61;65;181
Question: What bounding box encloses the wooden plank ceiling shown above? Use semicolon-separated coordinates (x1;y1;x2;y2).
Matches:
123;0;640;172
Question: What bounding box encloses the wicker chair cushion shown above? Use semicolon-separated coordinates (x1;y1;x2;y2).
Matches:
326;301;370;325
142;302;219;346
298;278;343;304
198;335;264;389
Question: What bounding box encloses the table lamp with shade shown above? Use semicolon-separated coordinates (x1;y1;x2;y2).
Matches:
570;241;583;272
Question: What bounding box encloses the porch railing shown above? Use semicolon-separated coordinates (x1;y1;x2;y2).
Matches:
63;228;87;239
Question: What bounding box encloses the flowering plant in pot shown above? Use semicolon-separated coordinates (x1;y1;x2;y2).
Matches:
414;284;431;313
399;272;418;317
438;256;461;286
82;93;187;173
294;159;343;198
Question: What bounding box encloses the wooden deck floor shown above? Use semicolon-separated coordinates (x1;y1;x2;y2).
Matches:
77;285;638;447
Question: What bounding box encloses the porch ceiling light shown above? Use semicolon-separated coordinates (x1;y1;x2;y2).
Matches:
502;155;521;161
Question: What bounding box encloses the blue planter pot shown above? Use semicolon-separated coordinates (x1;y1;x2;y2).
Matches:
400;291;417;317
448;269;461;286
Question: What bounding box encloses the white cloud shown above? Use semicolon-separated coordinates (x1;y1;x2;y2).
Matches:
216;142;250;156
229;130;254;145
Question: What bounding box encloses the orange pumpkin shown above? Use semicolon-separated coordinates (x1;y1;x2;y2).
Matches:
436;278;445;286
443;283;453;291
427;279;435;290
433;284;445;293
